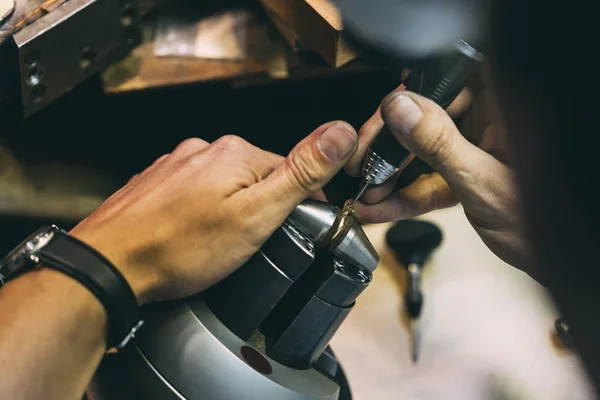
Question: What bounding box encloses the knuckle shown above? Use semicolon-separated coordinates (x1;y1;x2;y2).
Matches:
153;153;170;165
214;134;247;151
128;173;140;184
286;147;324;193
177;138;207;152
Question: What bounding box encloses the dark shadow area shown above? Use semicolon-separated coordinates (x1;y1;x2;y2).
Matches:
1;65;406;255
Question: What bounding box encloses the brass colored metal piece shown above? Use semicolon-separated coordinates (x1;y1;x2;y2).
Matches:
315;204;356;250
327;205;355;250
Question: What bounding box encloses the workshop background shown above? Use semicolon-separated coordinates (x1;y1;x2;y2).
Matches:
0;0;416;256
0;0;596;399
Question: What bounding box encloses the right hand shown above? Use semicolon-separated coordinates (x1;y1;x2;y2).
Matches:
345;86;535;279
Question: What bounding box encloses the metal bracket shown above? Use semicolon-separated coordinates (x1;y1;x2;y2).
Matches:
12;0;141;117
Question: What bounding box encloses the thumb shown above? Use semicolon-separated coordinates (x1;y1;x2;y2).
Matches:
252;121;357;215
381;91;489;191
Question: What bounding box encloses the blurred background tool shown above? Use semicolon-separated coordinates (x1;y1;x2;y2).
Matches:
386;219;443;363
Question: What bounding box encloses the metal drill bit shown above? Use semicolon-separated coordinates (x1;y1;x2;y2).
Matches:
411;318;420;363
349;177;371;207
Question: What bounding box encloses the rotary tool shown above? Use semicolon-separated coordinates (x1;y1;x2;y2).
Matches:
350;40;484;207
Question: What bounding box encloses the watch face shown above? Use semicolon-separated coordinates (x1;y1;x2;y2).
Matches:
0;226;58;284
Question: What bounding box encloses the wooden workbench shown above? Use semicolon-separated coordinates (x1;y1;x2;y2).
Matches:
331;207;596;400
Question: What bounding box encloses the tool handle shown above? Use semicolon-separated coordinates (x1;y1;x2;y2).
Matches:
369;124;412;167
370;44;481;169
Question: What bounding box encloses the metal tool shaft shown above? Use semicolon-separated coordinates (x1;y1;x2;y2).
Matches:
406;263;423;364
349;178;371;207
411;318;420;363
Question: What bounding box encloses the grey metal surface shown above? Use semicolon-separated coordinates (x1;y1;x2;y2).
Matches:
287;199;379;273
90;299;340;400
11;0;140;117
88;343;187;400
455;39;485;61
334;217;378;273
136;299;340;400
288;200;338;243
204;250;294;340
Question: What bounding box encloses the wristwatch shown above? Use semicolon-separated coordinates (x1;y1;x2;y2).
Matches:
0;225;143;350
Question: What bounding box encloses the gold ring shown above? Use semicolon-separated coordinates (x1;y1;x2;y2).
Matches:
327;205;355;250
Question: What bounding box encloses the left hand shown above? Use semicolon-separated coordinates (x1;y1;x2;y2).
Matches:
70;121;358;304
344;82;532;275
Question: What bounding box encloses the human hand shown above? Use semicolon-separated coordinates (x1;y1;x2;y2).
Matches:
345;84;534;277
70;122;358;305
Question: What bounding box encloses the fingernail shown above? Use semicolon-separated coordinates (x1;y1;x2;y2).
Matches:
384;94;423;136
318;122;357;163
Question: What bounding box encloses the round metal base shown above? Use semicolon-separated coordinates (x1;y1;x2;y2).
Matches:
88;299;351;400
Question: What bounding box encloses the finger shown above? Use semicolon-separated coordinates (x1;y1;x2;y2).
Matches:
401;68;411;81
343;84;471;180
380;90;492;193
169;138;210;161
357;175;399;205
354;173;458;224
344;109;384;177
311;190;328;202
478;123;512;166
251;121;358;216
445;87;475;118
461;91;493;145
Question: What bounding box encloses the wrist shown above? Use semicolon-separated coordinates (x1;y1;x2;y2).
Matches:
30;266;108;324
69;227;158;306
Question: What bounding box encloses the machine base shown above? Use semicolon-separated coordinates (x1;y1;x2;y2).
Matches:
88;299;352;400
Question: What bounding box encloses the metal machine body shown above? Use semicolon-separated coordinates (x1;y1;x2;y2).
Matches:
0;0;142;118
88;301;342;400
88;200;379;400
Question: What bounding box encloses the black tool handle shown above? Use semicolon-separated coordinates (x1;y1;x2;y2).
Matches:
406;290;423;319
370;45;481;169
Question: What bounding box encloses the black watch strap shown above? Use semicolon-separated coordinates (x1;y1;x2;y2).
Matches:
38;231;143;350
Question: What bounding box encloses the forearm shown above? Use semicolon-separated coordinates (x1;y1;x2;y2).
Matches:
0;267;107;400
